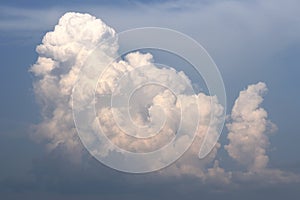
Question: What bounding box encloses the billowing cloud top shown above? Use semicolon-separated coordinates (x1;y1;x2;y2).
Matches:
30;12;116;155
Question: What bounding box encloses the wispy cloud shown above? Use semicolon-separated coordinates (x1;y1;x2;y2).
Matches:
2;0;300;68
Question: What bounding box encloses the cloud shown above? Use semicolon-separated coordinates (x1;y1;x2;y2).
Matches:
30;11;300;186
225;82;300;183
31;11;226;175
30;10;223;167
225;82;275;171
30;12;117;161
3;0;300;52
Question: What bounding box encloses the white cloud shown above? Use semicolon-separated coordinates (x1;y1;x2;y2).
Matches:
30;12;224;170
30;11;300;185
225;82;275;171
225;82;300;183
30;12;117;161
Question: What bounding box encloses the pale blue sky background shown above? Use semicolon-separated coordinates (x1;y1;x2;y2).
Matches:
0;0;300;199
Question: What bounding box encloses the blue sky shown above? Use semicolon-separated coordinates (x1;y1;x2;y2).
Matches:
1;0;300;199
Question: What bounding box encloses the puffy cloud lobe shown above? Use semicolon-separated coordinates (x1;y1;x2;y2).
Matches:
92;42;225;173
30;12;116;159
225;82;275;171
225;82;300;183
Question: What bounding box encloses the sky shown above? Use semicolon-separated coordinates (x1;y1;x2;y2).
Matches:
1;0;300;199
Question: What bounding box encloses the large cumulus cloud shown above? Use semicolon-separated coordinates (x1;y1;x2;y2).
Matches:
30;12;299;185
31;12;225;176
